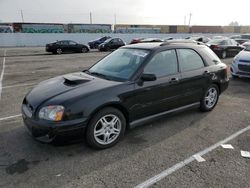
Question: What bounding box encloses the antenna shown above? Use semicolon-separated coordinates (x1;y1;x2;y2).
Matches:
90;12;92;24
188;13;192;26
114;14;117;25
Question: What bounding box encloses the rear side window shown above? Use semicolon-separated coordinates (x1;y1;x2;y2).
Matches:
144;50;178;77
199;46;221;65
177;49;204;72
69;41;77;45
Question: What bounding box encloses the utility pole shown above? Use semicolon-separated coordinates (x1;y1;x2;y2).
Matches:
114;14;117;25
188;13;192;26
21;9;24;22
184;15;186;25
90;12;92;24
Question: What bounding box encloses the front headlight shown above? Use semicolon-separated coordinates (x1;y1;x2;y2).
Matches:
233;56;239;64
39;105;64;121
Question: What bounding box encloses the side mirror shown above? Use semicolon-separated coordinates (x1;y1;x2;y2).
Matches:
141;73;156;82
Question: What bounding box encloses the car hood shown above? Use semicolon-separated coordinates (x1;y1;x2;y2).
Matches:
25;72;119;109
237;50;250;60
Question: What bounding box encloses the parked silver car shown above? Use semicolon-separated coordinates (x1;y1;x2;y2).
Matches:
231;45;250;78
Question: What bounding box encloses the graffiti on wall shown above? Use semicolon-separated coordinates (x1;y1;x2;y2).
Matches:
115;27;161;34
70;24;112;33
21;24;64;33
0;26;13;33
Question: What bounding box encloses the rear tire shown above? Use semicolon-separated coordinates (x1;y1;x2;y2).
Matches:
86;107;126;149
56;48;62;55
200;84;219;112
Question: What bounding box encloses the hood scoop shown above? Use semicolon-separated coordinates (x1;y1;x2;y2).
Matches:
63;74;92;86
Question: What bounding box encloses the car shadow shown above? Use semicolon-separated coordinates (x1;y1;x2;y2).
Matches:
1;108;209;177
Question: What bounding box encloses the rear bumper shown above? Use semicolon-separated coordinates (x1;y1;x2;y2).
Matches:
220;79;229;93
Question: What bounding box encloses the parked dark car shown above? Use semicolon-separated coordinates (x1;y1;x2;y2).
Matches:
207;39;244;58
46;40;89;54
22;42;229;149
230;34;250;44
98;38;125;51
88;36;111;49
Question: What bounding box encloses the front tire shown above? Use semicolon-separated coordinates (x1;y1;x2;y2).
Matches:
56;48;62;55
200;84;219;112
82;47;88;53
231;74;239;79
86;107;126;149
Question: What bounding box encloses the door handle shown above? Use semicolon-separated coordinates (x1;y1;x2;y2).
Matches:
169;77;179;83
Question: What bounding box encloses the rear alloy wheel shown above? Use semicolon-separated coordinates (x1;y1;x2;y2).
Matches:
86;107;126;149
221;51;227;59
82;47;88;53
56;48;62;55
200;84;219;112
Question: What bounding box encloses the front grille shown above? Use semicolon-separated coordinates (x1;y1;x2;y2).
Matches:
239;59;250;63
237;72;250;76
238;64;250;72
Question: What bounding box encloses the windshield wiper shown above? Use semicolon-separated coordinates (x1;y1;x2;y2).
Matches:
89;71;111;80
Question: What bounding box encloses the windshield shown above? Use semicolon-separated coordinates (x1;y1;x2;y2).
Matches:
103;38;113;43
207;39;223;45
88;48;149;81
244;45;250;51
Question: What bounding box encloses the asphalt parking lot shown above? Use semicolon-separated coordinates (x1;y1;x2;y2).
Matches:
0;47;249;188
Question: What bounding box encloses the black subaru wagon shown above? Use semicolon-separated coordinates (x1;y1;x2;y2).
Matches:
22;41;229;149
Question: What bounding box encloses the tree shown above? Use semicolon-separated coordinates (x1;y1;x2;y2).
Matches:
229;21;239;26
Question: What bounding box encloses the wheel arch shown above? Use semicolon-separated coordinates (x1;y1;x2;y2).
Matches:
87;102;130;129
211;82;221;94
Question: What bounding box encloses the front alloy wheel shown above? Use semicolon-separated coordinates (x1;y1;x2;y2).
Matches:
86;108;126;149
94;115;121;145
82;47;88;53
56;48;62;55
200;84;219;112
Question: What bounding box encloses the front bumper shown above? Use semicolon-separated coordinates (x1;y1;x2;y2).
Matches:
22;112;88;143
231;61;250;78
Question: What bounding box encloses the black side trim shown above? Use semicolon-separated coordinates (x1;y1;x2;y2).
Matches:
129;102;200;128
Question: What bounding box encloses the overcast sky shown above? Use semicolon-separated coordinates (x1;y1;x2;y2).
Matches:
0;0;248;25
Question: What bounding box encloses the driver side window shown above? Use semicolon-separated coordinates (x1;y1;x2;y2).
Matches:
144;50;178;78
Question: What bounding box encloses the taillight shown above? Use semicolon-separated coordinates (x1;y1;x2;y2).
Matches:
224;66;229;79
211;45;220;50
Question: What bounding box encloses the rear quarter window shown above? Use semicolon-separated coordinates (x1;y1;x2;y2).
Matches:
198;46;221;65
177;49;205;72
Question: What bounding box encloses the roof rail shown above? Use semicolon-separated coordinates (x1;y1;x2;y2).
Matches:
160;39;205;46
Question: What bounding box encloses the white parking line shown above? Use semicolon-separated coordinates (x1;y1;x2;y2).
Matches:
135;125;250;188
2;83;36;89
0;114;22;121
0;49;7;100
